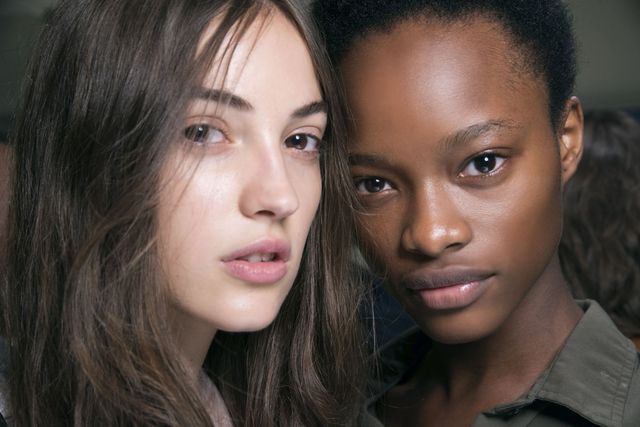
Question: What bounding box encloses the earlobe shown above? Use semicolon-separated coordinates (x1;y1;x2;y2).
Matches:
559;96;584;184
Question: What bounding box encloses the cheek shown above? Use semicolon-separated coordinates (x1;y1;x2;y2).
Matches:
487;152;563;277
157;156;238;276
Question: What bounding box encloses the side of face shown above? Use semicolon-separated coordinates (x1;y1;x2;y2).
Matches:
157;10;326;337
342;18;583;344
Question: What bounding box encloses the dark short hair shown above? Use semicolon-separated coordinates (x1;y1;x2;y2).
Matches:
313;0;577;130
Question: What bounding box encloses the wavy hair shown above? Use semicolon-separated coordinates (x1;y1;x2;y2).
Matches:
560;110;640;337
2;0;365;425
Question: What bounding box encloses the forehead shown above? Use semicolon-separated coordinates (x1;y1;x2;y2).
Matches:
340;17;547;139
201;9;321;105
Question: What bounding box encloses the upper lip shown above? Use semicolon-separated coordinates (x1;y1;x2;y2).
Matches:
221;238;291;262
401;267;494;291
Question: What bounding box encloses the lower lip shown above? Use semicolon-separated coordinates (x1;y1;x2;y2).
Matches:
222;260;287;284
412;279;489;311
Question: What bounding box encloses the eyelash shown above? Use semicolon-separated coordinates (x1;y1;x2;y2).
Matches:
183;122;324;159
459;152;507;178
351;150;510;201
353;176;393;195
284;133;323;158
183;123;228;146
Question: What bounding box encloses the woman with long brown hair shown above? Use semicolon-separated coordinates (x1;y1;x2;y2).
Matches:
1;0;365;425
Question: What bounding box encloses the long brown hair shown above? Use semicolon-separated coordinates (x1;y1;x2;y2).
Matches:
2;0;365;425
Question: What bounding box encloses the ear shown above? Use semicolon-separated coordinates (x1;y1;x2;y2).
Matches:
558;96;584;185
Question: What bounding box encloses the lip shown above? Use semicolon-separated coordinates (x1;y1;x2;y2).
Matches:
401;267;494;310
222;239;291;284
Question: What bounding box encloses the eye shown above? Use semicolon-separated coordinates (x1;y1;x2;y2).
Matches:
284;133;322;152
460;153;506;177
183;124;226;145
354;177;392;194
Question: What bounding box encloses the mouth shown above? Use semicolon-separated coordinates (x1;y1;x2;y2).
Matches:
402;268;494;291
237;253;279;263
401;268;494;310
221;239;291;284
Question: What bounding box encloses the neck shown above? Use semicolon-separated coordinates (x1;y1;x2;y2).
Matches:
170;309;217;381
169;311;233;425
422;256;582;405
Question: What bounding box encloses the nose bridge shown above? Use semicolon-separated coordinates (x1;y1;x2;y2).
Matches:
402;180;471;256
240;137;299;220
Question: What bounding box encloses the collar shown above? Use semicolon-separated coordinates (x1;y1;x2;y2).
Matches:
368;300;638;427
488;300;637;426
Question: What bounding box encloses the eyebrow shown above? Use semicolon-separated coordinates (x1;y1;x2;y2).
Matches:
291;101;327;119
442;120;517;152
197;88;326;119
348;120;517;168
349;153;391;168
198;89;253;111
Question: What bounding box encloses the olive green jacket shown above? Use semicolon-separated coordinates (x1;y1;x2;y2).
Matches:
362;300;640;426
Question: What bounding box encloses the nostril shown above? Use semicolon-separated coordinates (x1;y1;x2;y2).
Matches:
249;190;299;220
401;220;471;258
255;209;277;217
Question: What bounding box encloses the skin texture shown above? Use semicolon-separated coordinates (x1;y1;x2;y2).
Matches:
157;11;325;376
342;18;584;426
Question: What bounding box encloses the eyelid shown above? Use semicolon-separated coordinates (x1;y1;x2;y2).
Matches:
285;133;323;152
352;176;395;194
458;151;508;178
290;122;325;139
287;125;326;149
183;115;231;143
184;114;229;132
182;128;227;152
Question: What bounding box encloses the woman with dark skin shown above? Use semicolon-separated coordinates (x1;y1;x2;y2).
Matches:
315;0;640;425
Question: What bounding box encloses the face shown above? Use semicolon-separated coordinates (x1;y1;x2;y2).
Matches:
158;10;325;341
342;19;582;344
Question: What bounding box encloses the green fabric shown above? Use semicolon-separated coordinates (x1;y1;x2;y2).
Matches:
361;300;640;426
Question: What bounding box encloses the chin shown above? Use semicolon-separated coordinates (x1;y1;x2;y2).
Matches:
215;308;281;333
427;328;486;345
415;311;499;345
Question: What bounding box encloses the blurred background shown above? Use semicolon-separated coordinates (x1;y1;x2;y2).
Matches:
0;0;639;142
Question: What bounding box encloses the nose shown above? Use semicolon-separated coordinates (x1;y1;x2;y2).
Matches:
239;147;299;221
401;183;472;257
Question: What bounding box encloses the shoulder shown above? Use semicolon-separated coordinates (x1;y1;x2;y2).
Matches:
623;349;640;427
540;300;640;427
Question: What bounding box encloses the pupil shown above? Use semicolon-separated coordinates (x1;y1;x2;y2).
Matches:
365;178;385;192
291;135;306;148
474;154;496;173
195;125;207;140
185;125;208;142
